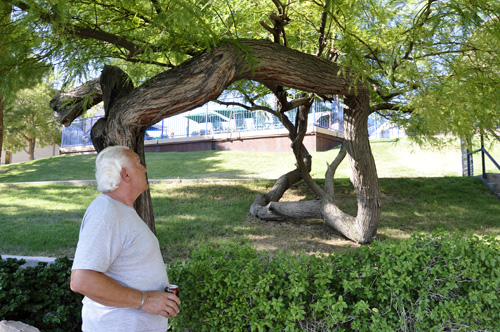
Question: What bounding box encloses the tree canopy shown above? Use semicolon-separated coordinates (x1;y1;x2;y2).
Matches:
4;79;61;160
0;0;53;163
2;0;498;140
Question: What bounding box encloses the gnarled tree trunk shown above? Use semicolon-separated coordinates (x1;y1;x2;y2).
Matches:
249;92;380;243
51;38;381;243
0;94;4;165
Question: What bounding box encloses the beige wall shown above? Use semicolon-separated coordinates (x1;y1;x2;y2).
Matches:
1;144;60;165
144;127;343;153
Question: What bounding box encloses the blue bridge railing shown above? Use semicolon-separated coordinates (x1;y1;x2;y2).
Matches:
61;100;405;148
61;101;346;148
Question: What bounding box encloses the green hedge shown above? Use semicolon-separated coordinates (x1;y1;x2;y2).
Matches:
2;233;500;331
0;257;82;332
168;233;500;332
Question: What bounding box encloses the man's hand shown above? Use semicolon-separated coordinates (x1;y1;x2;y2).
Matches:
71;269;180;318
141;291;181;318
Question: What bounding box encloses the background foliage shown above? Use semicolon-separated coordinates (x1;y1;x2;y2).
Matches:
4;79;61;155
0;257;82;332
4;233;498;332
168;233;500;331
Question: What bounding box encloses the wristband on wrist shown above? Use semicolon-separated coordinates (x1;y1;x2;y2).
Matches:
138;291;145;310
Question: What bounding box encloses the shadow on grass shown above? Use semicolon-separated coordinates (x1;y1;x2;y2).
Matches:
152;181;355;263
159;177;500;260
0;150;263;183
1;177;498;261
0;184;97;256
154;176;500;261
377;176;500;237
153;182;261;262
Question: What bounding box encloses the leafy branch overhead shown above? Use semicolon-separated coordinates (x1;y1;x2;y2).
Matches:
4;0;498;136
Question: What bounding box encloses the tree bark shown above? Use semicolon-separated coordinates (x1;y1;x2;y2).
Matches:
250;93;380;243
50;78;102;127
28;137;35;160
51;38;381;243
0;93;3;165
342;93;381;242
249;92;313;217
0;1;10;165
52;39;358;126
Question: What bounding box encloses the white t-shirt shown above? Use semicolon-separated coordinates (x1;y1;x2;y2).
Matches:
72;194;169;332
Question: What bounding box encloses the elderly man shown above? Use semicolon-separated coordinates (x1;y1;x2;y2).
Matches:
71;145;180;332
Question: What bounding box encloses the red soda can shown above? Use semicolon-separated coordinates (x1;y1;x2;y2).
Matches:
165;284;179;297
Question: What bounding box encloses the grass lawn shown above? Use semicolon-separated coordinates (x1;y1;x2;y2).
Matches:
3;138;497;182
1;138;499;262
1;138;499;182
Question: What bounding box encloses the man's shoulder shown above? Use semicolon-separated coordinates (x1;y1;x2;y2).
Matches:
87;194;120;212
82;195;117;226
83;194;142;228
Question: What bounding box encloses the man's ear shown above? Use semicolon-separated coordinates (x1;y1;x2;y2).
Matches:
120;167;130;183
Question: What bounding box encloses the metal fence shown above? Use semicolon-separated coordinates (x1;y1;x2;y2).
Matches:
61;99;405;148
60;100;347;148
61;116;96;148
367;113;407;139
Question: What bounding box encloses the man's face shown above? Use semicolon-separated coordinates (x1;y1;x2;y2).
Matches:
124;150;149;194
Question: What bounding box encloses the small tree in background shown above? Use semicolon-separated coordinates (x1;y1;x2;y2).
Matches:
0;0;52;163
4;80;61;161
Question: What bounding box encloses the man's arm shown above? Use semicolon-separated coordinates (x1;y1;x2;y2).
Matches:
70;269;180;318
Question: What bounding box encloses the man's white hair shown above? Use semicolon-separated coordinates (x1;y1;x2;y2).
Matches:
95;145;133;192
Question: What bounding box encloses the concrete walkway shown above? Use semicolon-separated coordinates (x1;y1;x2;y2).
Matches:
1;255;57;267
4;178;259;186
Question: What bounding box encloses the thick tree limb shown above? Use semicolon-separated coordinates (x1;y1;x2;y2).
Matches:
255;199;324;220
369;102;405;112
82;39;360;148
324;143;347;199
50;78;102;126
342;93;381;242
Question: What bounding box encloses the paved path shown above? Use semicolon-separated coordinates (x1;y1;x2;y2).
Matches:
1;255;56;267
4;178;258;186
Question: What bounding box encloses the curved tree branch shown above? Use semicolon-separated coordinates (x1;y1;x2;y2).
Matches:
9;0;169;61
324;143;347;199
369;102;407;113
50;77;102;126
